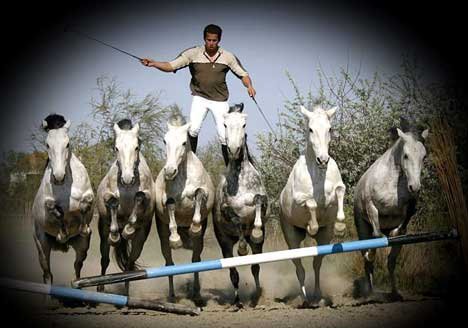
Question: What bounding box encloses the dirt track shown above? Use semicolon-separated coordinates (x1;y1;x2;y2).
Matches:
0;214;462;328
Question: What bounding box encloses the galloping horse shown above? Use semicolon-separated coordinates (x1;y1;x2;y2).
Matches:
154;112;214;302
32;114;94;292
354;127;428;300
213;103;269;307
96;119;155;294
279;105;346;306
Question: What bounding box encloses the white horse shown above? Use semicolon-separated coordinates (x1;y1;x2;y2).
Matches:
154;112;215;302
96;119;155;295
213;103;270;307
279;105;346;306
32;114;94;291
354;127;428;300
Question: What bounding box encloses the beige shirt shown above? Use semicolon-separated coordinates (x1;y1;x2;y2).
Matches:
169;46;249;101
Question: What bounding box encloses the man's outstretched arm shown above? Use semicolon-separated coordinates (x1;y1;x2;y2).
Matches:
241;75;256;98
140;58;174;72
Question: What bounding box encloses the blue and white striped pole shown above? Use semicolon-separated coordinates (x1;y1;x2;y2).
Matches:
72;230;457;289
0;278;200;315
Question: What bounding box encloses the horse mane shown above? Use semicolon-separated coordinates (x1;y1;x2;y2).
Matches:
229;103;244;113
43;114;66;132
117;119;133;130
243;134;257;168
168;109;187;127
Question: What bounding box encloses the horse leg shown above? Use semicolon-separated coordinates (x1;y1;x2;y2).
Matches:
365;201;382;262
123;191;148;240
98;216;111;292
190;188;207;237
251;194;267;244
334;184;346;237
248;234;265;307
78;191;93;237
166;198;182;249
390;199;417;237
70;234;91;280
33;230;57;307
280;215;308;305
191;219;207;304
305;199;319;237
311;225;333;305
387;245;404;301
104;193;120;246
125;221;151;296
44;197;66;243
155;215;176;300
354;209;375;298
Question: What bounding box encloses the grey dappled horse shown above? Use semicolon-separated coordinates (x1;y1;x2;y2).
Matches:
279;105;346;307
354;126;429;300
154;112;214;303
96;119;155;295
32;114;94;294
213;103;270;307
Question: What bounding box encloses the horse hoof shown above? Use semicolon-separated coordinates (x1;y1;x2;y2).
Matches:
237;242;249;256
364;250;375;262
108;233;121;246
169;235;183;249
389;291;403;302
334;222;346;237
80;224;91;237
306;224;319;236
250;228;263;243
56;232;67;243
122;224;135;240
189;223;202;237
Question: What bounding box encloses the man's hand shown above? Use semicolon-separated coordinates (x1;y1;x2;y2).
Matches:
247;86;256;98
140;58;154;67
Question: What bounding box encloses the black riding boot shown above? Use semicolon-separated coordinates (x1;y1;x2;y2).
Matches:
221;144;229;166
189;134;198;153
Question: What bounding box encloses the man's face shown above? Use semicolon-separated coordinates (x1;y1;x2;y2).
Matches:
204;33;220;52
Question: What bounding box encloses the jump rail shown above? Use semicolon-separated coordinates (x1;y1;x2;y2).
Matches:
0;278;200;316
72;230;458;289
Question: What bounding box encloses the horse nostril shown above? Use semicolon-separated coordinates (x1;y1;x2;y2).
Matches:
409;185;414;193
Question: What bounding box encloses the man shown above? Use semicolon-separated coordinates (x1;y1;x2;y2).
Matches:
141;24;256;165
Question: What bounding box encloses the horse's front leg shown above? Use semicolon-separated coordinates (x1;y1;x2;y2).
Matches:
167;198;182;249
44;197;66;243
104;192;120;246
79;191;94;237
122;190;150;240
293;192;318;236
190;188;208;237
251;194;268;243
364;201;382;262
334;183;346;237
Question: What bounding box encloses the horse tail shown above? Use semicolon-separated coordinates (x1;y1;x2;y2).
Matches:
113;239;142;271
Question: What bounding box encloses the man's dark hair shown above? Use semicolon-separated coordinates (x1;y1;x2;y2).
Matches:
203;24;222;40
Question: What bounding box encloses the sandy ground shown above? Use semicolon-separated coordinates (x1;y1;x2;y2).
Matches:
0;214;463;328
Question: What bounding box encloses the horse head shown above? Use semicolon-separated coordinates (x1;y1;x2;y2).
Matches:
300;105;337;169
224;103;247;160
163;120;191;181
43;114;71;184
397;128;429;194
114;119;140;186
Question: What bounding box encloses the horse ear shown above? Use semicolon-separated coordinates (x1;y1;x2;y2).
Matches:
300;105;311;117
397;128;407;140
132;123;140;135
238;103;244;113
64;120;71;130
42;120;48;130
326;107;337;119
113;123;121;134
421;129;429;140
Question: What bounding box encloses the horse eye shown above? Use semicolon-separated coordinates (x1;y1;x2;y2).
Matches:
404;154;408;159
114;147;118;152
135;146;139;151
224;124;227;128
163;140;166;145
309;128;313;133
242;124;246;128
46;144;50;149
182;142;187;146
66;143;69;148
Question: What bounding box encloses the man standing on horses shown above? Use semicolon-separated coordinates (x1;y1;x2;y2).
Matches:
140;24;256;165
